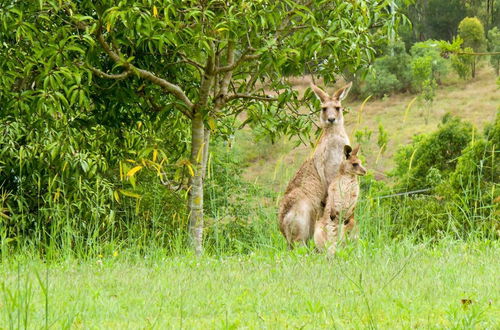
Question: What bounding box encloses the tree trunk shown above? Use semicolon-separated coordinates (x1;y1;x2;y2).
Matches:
188;112;205;256
202;128;211;180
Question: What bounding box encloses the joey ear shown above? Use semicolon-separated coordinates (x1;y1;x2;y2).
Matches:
310;83;329;103
332;82;353;101
351;145;360;156
344;145;353;159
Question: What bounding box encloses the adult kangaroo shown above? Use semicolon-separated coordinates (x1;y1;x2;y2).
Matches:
278;82;352;248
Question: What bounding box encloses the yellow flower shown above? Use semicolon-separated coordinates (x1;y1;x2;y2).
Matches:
113;251;118;257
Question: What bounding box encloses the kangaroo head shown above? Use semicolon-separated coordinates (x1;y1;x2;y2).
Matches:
311;82;352;128
342;145;367;176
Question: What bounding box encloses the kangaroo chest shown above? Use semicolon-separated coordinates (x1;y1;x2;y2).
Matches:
323;134;350;185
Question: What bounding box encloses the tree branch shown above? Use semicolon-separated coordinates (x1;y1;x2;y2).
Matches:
216;47;259;73
95;25;194;115
456;51;500;56
226;93;277;102
87;65;131;79
179;52;205;70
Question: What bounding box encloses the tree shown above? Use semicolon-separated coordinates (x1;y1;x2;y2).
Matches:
401;0;466;43
458;16;487;77
1;0;400;254
488;27;500;75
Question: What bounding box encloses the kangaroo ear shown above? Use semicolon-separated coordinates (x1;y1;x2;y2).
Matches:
344;145;353;159
332;82;353;101
310;83;329;103
352;145;360;156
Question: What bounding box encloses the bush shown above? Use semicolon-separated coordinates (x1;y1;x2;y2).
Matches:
362;70;402;98
448;112;499;204
0;107;191;253
451;48;474;80
361;41;412;97
392;114;473;190
385;113;498;239
362;40;451;98
410;40;449;87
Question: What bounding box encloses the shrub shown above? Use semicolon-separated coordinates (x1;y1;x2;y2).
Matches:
361;41;412;97
410;40;449;86
0;108;191;252
386;113;498;239
451;47;474;79
448;112;499;202
362;70;401;98
362;40;451;98
392;114;473;190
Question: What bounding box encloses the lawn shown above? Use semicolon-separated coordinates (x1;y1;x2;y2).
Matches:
1;240;499;329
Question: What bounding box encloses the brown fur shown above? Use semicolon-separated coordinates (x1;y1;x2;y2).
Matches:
314;145;366;255
278;82;352;247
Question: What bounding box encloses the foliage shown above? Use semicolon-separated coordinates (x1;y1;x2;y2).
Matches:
451;48;475;79
401;0;466;43
354;127;373;155
392;114;473;190
362;70;402;98
446;112;499;225
458;17;487;52
377;123;389;154
487;27;500;75
409;40;449;85
458;16;487;78
410;55;435;93
361;40;450;98
387;113;498;238
0;0;401;253
361;41;412;97
400;0;498;46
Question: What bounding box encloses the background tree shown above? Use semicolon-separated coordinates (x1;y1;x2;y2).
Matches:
401;0;466;43
0;0;400;254
488;27;500;75
458;16;487;77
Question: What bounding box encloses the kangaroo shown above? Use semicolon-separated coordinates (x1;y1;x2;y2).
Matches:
278;82;352;248
314;145;366;255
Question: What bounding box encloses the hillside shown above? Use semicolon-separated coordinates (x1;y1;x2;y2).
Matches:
239;67;499;193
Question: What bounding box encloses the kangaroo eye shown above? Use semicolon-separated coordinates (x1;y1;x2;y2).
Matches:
353;163;359;167
335;107;342;112
322;107;327;112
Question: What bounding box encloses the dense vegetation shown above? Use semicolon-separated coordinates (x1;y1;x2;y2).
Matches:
0;1;498;328
0;0;403;255
0;0;498;257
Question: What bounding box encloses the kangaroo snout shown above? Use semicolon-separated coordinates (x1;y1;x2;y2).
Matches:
327;118;336;124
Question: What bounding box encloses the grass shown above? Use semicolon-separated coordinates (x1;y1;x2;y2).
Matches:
1;240;499;328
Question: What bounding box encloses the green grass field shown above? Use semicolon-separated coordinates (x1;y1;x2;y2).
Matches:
1;240;499;329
